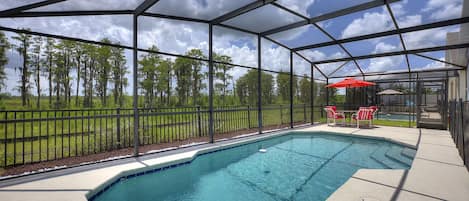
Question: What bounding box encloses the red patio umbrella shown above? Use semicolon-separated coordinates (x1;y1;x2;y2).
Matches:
326;78;376;110
326;77;375;88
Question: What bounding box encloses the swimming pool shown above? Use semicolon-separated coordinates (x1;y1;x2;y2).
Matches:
89;132;415;201
377;113;416;121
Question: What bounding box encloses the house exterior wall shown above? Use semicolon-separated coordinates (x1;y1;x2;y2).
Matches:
447;0;469;101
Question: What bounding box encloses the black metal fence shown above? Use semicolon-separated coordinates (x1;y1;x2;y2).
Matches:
449;99;469;170
0;104;314;167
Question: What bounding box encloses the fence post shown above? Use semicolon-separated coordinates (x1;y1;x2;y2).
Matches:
197;106;202;137
116;108;121;149
3;112;7;167
320;105;324;119
303;104;306;122
459;99;466;164
280;105;283;125
247;105;251;129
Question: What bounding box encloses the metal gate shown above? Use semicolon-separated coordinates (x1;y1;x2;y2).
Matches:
416;79;448;129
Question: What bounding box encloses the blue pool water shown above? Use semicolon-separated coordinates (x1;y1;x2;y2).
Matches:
90;132;415;201
377;113;416;121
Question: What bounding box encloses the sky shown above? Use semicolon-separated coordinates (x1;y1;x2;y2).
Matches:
0;0;466;96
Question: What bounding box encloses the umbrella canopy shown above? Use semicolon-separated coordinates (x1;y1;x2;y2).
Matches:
377;89;404;95
326;78;375;88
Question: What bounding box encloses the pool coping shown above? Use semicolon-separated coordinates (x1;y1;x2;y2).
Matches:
310;125;469;201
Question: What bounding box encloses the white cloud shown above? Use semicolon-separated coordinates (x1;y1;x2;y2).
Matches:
315;62;344;76
390;0;408;17
223;4;304;33
341;8;394;39
331;62;361;77
366;56;405;72
403;26;459;49
301;50;326;61
418;57;447;70
293;55;310;76
31;0;145;11
276;0;315;17
138;17;209;55
268;25;309;42
399;15;422;28
373;42;399;54
299;49;346;62
215;45;257;67
0;16;133;46
261;40;290;72
148;0;254;20
429;3;462;20
423;0;462;20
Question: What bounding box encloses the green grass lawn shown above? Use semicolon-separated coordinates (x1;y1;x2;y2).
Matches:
372;119;416;127
0;105;316;167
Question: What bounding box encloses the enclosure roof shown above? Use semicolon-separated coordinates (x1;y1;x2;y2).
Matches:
0;0;468;79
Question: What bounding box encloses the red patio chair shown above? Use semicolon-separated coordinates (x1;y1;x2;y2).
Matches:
325;106;337;112
324;107;345;126
369;106;379;122
352;107;374;128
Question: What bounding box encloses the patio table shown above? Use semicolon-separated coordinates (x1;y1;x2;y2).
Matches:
336;110;357;126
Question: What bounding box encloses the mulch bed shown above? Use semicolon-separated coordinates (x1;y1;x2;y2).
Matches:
1;123;309;177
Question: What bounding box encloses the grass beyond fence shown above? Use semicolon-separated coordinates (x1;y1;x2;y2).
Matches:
0;105;316;167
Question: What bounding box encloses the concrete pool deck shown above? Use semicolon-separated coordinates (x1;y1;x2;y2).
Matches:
0;125;468;201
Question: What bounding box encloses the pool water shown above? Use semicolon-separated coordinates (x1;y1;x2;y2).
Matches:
91;132;415;201
377;113;416;121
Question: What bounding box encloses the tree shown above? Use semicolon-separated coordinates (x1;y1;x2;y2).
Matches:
214;54;233;105
31;36;42;108
174;56;191;106
299;76;311;104
235;70;274;105
261;72;274;104
276;72;297;103
156;58;172;105
42;38;55;107
314;81;325;105
187;49;206;106
276;72;289;103
0;31;10;93
12;32;32;106
73;42;85;106
138;46;160;107
82;43;97;107
110;45;128;107
173;49;206;106
53;40;75;107
95;38;112;107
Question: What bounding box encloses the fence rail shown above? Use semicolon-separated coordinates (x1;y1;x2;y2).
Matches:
449;99;469;171
0;104;316;167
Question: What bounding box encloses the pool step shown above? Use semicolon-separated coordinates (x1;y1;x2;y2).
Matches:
401;147;417;159
385;146;414;167
370;146;408;169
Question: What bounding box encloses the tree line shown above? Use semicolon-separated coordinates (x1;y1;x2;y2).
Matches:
0;30;128;109
0;31;324;109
